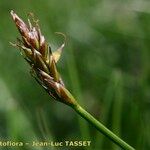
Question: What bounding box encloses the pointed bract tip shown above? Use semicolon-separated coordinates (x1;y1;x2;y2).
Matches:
10;10;16;20
10;10;23;25
10;10;14;15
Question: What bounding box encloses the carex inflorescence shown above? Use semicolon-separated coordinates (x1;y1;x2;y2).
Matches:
10;11;135;150
10;10;77;106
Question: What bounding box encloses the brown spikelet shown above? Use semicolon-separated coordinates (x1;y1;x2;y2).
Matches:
10;10;77;106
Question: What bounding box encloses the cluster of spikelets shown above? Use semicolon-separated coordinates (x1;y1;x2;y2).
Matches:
10;10;77;106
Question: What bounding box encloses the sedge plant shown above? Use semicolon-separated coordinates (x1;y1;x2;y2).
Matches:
10;10;135;150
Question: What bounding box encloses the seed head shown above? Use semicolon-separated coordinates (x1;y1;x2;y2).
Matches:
10;10;77;106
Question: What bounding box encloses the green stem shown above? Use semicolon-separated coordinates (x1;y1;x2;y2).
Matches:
72;104;135;150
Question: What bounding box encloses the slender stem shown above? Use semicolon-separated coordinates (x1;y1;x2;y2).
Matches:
72;104;135;150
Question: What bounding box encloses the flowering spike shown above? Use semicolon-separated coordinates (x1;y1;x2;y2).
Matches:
10;12;136;149
10;11;77;106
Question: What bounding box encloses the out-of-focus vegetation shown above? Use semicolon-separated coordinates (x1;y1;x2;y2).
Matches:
0;0;150;150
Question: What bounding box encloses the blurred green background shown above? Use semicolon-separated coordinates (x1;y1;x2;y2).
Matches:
0;0;150;150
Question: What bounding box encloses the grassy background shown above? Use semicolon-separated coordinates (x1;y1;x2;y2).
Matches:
0;0;150;150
